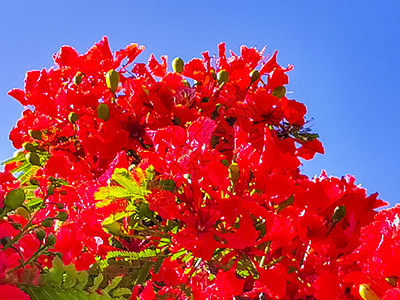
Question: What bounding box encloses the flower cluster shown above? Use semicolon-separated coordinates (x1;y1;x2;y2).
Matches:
0;37;397;299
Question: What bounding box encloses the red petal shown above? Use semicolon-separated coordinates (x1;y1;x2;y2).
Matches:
8;89;28;106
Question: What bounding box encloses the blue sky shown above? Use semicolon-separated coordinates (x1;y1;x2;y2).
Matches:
1;1;399;206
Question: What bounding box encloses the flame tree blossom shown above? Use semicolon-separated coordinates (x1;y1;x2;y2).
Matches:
0;37;393;299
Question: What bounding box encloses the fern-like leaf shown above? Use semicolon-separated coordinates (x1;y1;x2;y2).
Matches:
106;248;162;260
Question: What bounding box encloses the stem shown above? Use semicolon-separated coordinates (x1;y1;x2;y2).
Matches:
3;211;39;250
265;256;285;268
0;207;10;219
7;244;47;273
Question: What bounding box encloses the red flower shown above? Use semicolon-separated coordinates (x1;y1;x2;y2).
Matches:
0;285;30;300
205;268;245;299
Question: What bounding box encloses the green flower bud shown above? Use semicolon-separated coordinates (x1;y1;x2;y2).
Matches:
15;207;29;220
386;276;398;287
97;103;110;122
0;237;11;247
56;212;68;222
159;179;176;192
221;159;229;167
229;163;240;184
26;152;41;166
11;222;22;230
45;234;56;247
68;112;79;124
29;178;40;186
29;130;42;140
47;185;55;196
359;284;379;300
42;217;54;228
105;70;120;93
210;68;217;80
332;205;346;224
36;229;46;242
172;57;184;73
217;69;229;85
23;142;37;152
272;86;286;99
4;188;26;210
250;70;260;84
56;203;64;209
73;72;83;86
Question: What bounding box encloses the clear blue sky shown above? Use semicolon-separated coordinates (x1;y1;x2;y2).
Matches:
1;1;399;206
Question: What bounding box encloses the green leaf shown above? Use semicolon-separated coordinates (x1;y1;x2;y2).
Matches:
135;263;151;284
171;250;186;261
25;195;43;209
182;253;193;264
12;161;31;174
145;166;155;181
106;248;161;261
102;210;135;226
75;271;89;290
1;151;25;165
22;285;112;300
103;275;123;294
62;264;78;289
112;287;132;297
112;169;140;192
95;186;137;204
152;255;165;274
91;273;104;292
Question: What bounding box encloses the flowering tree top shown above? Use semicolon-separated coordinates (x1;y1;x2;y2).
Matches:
0;37;397;300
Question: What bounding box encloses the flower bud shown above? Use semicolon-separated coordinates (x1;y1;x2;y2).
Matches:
29;178;40;186
250;70;260;84
47;185;55;196
217;69;229;85
23;142;37;152
359;284;379;300
385;276;398;287
221;159;229;167
68;112;79;124
172;57;184;73
210;69;217;80
56;203;64;209
36;229;46;242
4;188;26;210
332;205;346;224
0;237;11;247
15;207;29;220
11;222;22;230
29;130;42;140
56;212;68;222
42;217;54;228
45;234;56;247
97;103;109;122
73;72;83;86
105;70;120;93
229;163;240;184
272;86;286;98
26;152;41;166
